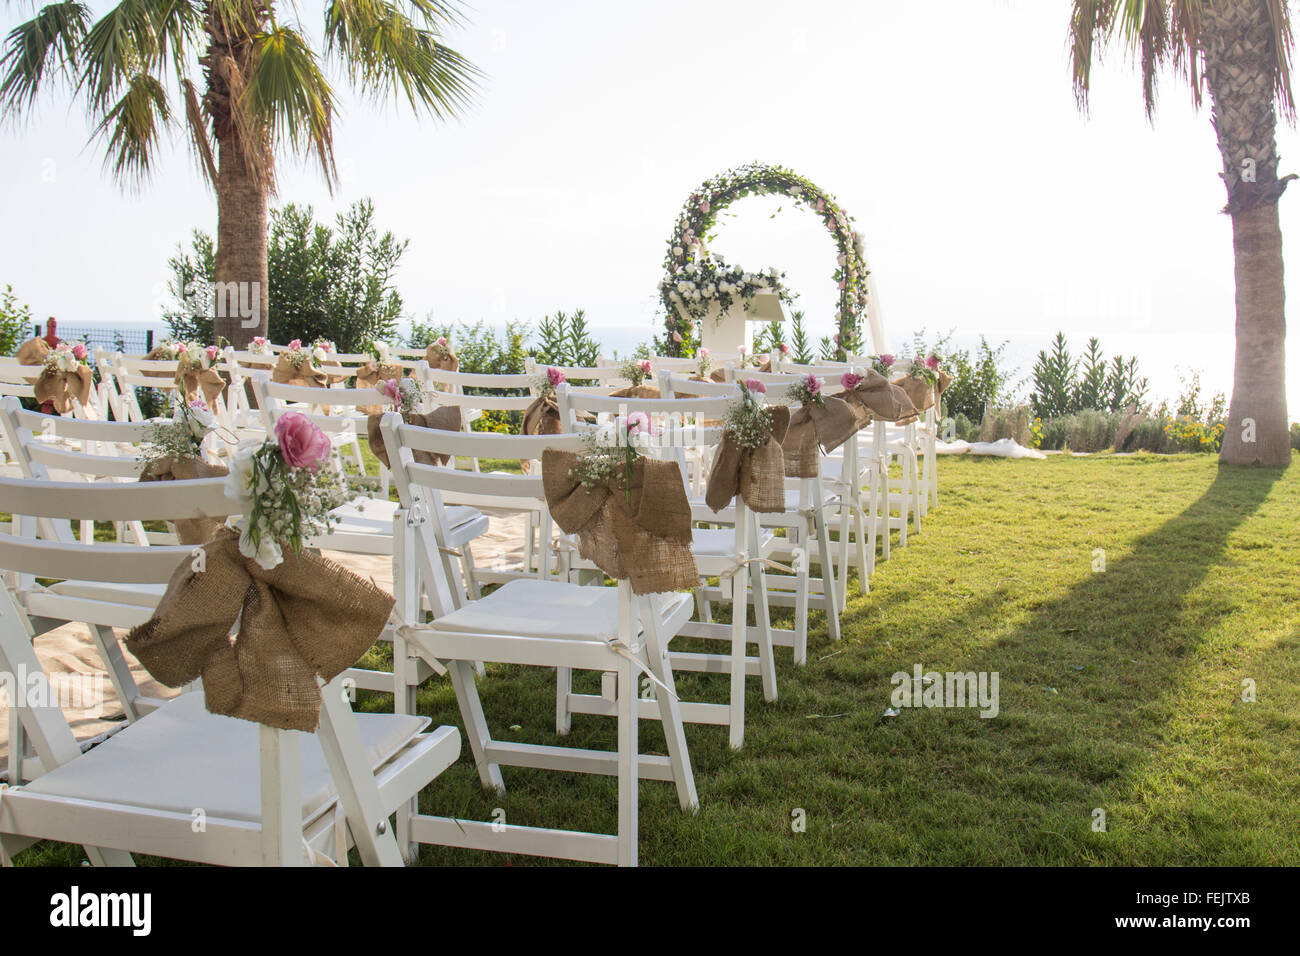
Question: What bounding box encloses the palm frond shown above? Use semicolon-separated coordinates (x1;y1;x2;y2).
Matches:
0;1;91;117
79;0;163;113
324;0;481;118
1264;0;1296;122
243;24;337;185
90;71;171;190
182;75;217;187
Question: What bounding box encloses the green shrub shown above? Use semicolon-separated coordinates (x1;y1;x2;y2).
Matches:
0;284;32;356
979;405;1032;445
1291;422;1300;451
165;199;404;350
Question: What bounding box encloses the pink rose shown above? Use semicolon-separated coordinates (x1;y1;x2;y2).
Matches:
700;201;710;213
780;344;791;355
743;379;766;394
275;411;332;471
546;366;566;387
672;331;684;343
879;353;895;367
623;411;657;437
805;374;822;396
699;347;710;358
436;336;448;347
252;336;268;347
71;343;88;360
840;372;862;391
926;354;940;370
287;339;302;351
205;345;218;361
379;378;401;405
638;359;652;375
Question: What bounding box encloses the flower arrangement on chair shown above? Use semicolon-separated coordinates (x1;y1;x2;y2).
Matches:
870;353;896;378
249;336;273;355
622;357;653;387
570;413;658;505
225;411;348;569
783;373;826;408
34;341;93;414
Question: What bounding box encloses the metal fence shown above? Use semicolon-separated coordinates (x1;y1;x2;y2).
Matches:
31;324;155;355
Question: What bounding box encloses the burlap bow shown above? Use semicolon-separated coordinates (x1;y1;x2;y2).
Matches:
142;345;179;380
841;369;919;425
542;449;698;594
366;405;462;469
704;405;791;514
608;384;661;399
890;370;954;414
178;367;225;407
354;361;405;414
272;353;329;388
138;457;230;544
34;365;93;414
425;343;459;372
16;338;49;379
125;528;394;731
523;394;563;435
781;396;861;478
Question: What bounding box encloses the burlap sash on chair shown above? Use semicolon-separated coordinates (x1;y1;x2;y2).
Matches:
179;367;225;406
893;375;945;414
366;406;462;469
425;344;459;372
138;457;231;544
16;338;49;379
842;369;919;425
143;345;179;379
704;405;791;514
522;395;563;435
780;395;861;478
354;361;405;414
608;384;661;399
33;366;93;414
125;528;394;731
272;353;329;388
542;449;698;595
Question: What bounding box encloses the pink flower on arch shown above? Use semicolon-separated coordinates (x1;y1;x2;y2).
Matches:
275;411;332;471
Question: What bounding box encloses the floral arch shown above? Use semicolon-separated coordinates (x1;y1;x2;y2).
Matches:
659;162;870;358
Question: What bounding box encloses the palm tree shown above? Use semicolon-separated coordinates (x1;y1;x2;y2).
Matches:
1070;1;1293;466
1;0;480;347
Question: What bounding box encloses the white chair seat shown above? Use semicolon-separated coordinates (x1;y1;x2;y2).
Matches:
42;579;168;607
429;579;692;642
690;526;774;558
22;693;435;825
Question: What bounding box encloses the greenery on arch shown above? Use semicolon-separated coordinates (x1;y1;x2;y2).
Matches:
659;162;869;358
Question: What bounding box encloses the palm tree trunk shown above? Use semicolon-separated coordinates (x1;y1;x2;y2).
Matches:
1219;203;1290;465
213;134;268;348
1203;2;1293;466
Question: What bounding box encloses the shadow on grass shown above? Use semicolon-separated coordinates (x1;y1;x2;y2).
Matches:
935;463;1288;862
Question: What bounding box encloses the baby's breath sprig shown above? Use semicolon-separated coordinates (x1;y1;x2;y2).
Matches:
783;373;826;408
724;380;775;450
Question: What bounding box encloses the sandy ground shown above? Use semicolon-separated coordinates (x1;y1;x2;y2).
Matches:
0;503;528;765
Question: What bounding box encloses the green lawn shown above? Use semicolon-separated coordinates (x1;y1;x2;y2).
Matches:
14;451;1300;865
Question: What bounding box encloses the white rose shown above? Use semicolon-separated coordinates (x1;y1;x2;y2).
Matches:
224;445;259;507
672;246;683;256
237;520;284;570
313;347;329;364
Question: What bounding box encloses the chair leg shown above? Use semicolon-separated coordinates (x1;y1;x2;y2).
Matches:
555;666;573;735
88;624;145;722
813;492;842;643
447;659;506;794
616;655;638;867
641;598;698;812
793;522;810;667
728;518;749;750
750;558;777;703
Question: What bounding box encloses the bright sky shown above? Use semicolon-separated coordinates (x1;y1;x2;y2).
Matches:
1;0;1297;411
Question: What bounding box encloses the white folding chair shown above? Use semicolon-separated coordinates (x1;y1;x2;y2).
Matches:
0;476;461;867
380;417;698;866
555;384;780;748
